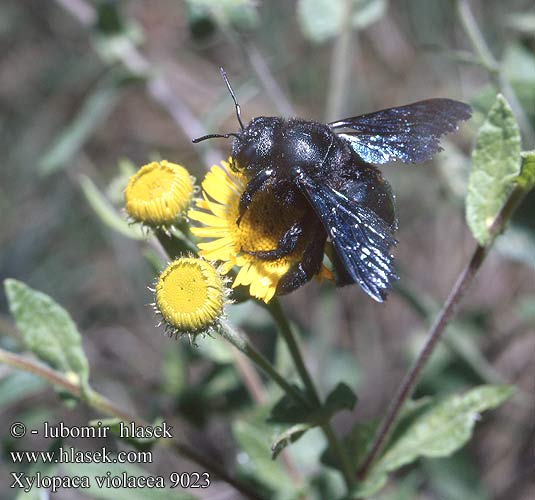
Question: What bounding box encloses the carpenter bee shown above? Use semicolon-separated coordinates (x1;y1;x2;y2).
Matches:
193;69;471;302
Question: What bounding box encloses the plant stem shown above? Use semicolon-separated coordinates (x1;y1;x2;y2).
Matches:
268;299;320;405
155;229;197;259
0;348;266;500
267;299;356;490
219;322;310;407
326;0;354;122
357;243;487;479
357;183;530;479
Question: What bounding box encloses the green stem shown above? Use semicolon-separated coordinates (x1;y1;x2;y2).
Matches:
325;0;354;122
266;299;356;490
268;299;320;405
0;348;266;500
155;228;197;259
219;322;309;407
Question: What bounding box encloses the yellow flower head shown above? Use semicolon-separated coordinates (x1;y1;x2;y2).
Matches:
125;160;194;227
188;160;328;302
154;257;229;339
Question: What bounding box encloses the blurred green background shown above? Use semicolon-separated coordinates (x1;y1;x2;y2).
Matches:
1;0;534;499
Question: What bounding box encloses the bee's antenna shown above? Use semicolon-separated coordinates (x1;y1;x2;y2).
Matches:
192;132;240;144
220;67;244;131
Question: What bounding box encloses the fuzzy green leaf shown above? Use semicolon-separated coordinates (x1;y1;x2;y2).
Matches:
466;94;522;245
4;279;89;388
232;415;295;494
375;385;514;474
516;150;535;191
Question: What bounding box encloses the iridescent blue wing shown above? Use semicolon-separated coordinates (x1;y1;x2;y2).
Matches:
329;99;472;164
294;170;398;302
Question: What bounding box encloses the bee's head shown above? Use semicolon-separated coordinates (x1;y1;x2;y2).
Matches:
230;116;281;173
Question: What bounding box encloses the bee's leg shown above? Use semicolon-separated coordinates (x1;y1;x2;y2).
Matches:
276;226;327;295
237;168;274;225
242;222;302;260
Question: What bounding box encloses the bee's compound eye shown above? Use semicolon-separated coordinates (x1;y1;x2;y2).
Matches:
234;142;257;171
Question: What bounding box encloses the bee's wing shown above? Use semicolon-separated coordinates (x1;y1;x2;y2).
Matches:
329;98;471;164
294;170;398;302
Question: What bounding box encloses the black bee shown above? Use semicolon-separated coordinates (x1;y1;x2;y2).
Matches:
193;69;471;302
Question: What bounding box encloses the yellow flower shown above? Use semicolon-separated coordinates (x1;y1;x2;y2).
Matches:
188;160;327;302
125;160;194;227
154;257;228;339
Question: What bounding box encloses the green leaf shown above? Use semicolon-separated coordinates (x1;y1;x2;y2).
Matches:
95;0;125;34
423;453;490;500
516;151;535;191
269;382;356;425
466;94;522;245
323;382;358;414
268;383;357;455
352;0;388;29
39;72;135;175
269;390;311;424
92;1;144;64
350;470;388;498
297;0;387;43
79;174;145;240
297;0;345;43
185;0;259;31
374;385;514;474
4;279;89;388
0;371;46;407
271;423;311;459
506;12;535;35
232;413;296;495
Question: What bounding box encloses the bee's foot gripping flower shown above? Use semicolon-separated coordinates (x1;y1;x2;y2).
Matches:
188;160;330;302
125;160;194;228
154;257;230;342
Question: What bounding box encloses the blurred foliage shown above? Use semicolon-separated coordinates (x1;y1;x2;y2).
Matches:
1;1;534;499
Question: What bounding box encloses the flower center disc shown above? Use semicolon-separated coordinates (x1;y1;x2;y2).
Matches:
156;258;224;331
236;191;304;253
125;161;193;225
